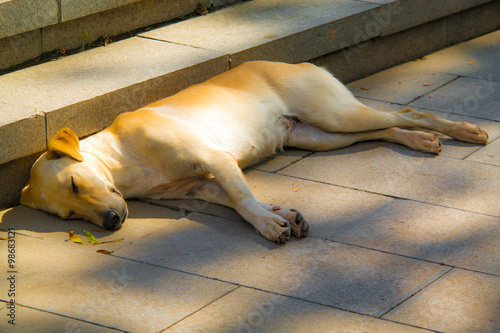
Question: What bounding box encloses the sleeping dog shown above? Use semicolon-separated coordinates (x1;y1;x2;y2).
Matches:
20;61;489;243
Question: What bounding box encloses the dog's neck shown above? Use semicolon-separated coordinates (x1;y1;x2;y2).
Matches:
78;129;163;198
79;130;129;184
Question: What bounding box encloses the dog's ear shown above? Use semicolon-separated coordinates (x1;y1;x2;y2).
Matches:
20;183;36;208
46;128;84;162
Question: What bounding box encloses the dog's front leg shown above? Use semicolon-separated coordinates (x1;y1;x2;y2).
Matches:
199;151;292;243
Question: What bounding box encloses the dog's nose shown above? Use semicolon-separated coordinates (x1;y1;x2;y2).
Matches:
103;209;122;230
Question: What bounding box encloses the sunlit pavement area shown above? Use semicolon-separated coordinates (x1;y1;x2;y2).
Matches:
1;28;499;333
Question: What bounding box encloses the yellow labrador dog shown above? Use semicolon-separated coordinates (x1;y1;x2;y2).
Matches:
21;61;488;243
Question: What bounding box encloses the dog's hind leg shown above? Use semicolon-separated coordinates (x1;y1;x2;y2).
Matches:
286;120;443;153
286;64;488;143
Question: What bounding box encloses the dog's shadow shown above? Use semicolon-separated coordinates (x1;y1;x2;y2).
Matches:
0;199;282;251
0;205;98;235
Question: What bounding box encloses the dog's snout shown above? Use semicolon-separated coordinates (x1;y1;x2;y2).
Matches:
103;209;122;230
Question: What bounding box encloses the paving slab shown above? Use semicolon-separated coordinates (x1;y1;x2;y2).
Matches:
166;286;432;333
356;97;500;159
244;170;392;238
250;148;312;173
279;146;500;217
0;233;236;332
331;200;500;275
114;212;448;316
0;200;185;253
347;64;457;105
383;269;500;333
409;76;500;121
145;169;392;238
0;305;120;333
0;36;228;142
405;29;500;81
140;0;380;66
466;136;500;166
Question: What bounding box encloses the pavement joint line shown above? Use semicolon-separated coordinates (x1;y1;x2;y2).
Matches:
0;229;43;239
184;209;242;222
272;168;500;219
409;104;500;123
106;238;498;326
162;286;242;332
1;302;126;332
324;200;398;239
106;251;447;327
406;75;461;106
137;198;193;216
136;34;224;54
270;151;316;174
374;266;454;318
326;238;500;278
461;134;500;161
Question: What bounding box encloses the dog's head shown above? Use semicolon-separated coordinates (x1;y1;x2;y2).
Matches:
21;128;128;230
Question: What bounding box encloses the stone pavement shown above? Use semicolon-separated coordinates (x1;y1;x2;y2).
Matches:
1;30;499;333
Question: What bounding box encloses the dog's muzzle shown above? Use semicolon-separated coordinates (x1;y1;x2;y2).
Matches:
103;209;125;230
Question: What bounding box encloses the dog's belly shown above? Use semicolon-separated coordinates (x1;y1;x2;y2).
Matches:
149;92;291;168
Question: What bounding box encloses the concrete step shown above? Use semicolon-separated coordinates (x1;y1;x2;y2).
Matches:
0;0;234;70
1;0;499;209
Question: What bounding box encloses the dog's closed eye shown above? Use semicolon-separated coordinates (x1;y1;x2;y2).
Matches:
70;176;79;194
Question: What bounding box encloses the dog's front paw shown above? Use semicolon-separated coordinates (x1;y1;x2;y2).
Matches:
270;206;309;238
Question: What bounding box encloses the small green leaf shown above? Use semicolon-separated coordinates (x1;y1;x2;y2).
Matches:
83;230;98;244
69;231;82;244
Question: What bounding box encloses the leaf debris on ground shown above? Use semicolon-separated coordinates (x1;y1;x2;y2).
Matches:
68;231;124;245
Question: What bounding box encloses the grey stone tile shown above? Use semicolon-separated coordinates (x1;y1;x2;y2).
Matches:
407;29;500;81
0;36;228;140
0;0;58;39
466;136;500;166
250;148;312;172
332;200;500;275
0;305;119;333
0;200;185;253
409;76;500;121
347;63;457;105
140;0;379;66
143;198;242;222
357;98;500;159
244;170;392;238
278;146;500;217
167;286;430;333
0;234;236;332
114;212;447;316
0;103;46;164
383;269;500;333
144;169;391;239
